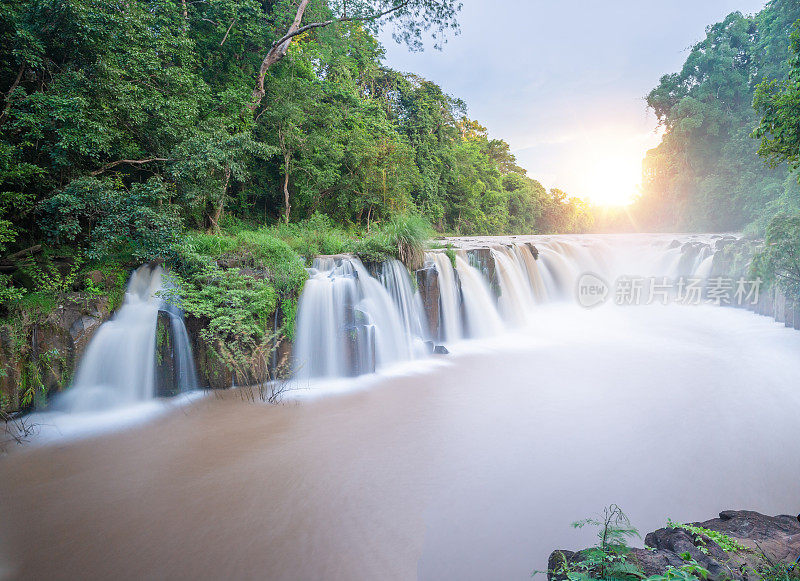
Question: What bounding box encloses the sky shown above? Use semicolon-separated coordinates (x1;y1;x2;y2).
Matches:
379;0;769;206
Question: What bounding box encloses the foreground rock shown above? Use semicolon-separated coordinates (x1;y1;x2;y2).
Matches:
547;511;800;581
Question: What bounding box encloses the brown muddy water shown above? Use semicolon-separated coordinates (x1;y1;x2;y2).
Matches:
2;304;800;580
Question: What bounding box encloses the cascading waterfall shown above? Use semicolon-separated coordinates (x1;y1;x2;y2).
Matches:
455;255;503;338
162;303;199;394
431;253;463;342
56;265;197;412
512;244;548;302
379;259;428;343
293;256;424;379
291;234;746;381
490;247;535;323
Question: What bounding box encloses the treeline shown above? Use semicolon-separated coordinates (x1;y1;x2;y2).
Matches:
615;0;800;233
0;0;590;291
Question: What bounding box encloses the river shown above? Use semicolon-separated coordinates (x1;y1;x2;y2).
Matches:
2;235;799;580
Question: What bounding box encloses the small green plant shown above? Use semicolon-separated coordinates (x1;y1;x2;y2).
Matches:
754;552;800;581
378;213;433;271
542;505;644;581
83;276;104;297
22;253;84;296
444;244;457;269
667;520;749;555
646;554;709;581
538;509;713;581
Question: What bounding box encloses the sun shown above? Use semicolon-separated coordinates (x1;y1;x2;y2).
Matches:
581;156;641;207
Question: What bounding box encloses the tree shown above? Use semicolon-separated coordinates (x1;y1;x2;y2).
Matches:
636;1;800;232
250;0;461;110
754;22;800;172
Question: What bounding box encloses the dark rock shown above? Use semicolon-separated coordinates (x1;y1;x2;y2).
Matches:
433;345;449;355
155;312;178;397
86;269;104;286
644;511;800;581
547;512;800;581
415;262;441;341
628;547;694;577
467;248;496;285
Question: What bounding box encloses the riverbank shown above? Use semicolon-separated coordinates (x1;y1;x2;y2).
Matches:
546;510;800;581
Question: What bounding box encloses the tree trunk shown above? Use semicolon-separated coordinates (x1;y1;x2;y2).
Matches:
282;153;291;224
250;0;311;111
208;165;231;234
249;1;411;112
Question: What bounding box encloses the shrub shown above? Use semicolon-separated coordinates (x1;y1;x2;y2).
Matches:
39;176;182;263
377;213;433;270
751;212;800;299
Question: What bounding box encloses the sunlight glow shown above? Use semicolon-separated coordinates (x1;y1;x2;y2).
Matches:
535;125;666;208
582;155;642;207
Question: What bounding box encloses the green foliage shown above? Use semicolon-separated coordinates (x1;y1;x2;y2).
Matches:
551;505;644;581
0;274;25;311
444;245;457;269
39;177;182;263
232;229;308;293
644;555;710;581
376;213;432;270
167;266;277;348
541;509;711;581
20;252;83;296
184;232;239;258
270;214;350;260
754;22;800;172
636;1;800;232
755;557;800;581
667;520;749;555
751;211;800;298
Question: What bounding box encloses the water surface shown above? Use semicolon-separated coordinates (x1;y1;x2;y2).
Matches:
2;302;799;580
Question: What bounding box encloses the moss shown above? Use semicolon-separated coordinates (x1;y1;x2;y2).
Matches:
444;246;457;269
280;296;299;342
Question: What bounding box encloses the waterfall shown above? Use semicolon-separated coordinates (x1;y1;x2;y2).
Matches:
511;244;547;302
431;253;463;342
163;304;199;394
293;256;423;379
694;254;715;279
56;265;197;412
379;259;428;343
490;247;535;324
536;246;576;299
291;234;748;382
455;255;503;338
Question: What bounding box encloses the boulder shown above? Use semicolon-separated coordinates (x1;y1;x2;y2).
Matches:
415;262;441;341
547;511;800;581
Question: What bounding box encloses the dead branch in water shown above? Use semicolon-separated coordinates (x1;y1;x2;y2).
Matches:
1;410;40;452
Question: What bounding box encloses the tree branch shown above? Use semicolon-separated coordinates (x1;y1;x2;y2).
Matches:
220;15;238;46
249;0;410;111
271;1;410;51
89;158;171;176
0;64;25;127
